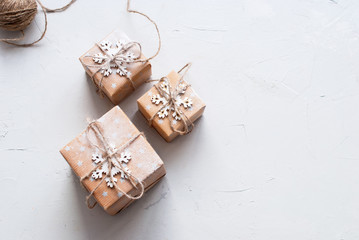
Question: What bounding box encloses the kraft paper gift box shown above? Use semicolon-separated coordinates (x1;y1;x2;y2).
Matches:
79;29;152;105
137;70;206;142
60;106;166;215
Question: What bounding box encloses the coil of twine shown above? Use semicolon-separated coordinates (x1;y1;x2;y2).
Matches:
0;0;76;46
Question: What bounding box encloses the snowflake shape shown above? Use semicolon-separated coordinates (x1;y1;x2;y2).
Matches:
160;82;170;94
182;97;193;108
100;41;112;51
151;94;165;105
91;149;133;188
158;106;170;119
174;95;183;107
91;40;137;78
150;80;193;120
93;53;106;64
171;108;181;120
92;152;104;164
101;67;112;77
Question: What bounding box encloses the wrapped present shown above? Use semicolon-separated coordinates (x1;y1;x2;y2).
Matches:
79;29;152;104
137;63;206;142
60;106;166;215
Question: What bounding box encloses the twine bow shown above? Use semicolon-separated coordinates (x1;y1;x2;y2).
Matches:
80;120;145;209
149;63;194;135
83;41;143;95
83;0;162;97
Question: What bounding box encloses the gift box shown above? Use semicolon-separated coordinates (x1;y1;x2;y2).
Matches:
137;69;206;142
79;29;152;105
60;106;166;215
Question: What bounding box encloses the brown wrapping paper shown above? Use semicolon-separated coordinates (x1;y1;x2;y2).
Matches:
137;70;206;142
79;29;152;105
60;106;166;215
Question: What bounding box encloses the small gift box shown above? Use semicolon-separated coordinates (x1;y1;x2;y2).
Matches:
60;106;166;215
79;29;152;104
137;64;206;142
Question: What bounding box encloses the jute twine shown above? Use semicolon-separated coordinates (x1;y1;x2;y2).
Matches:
126;0;161;62
80;120;145;209
0;0;76;46
84;41;142;97
148;63;195;135
85;0;162;97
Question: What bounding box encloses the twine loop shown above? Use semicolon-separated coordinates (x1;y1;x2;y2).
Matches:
126;0;161;62
80;120;145;209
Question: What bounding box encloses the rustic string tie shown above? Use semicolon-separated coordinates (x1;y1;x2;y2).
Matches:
83;41;142;96
83;0;162;98
148;63;195;135
80;120;145;209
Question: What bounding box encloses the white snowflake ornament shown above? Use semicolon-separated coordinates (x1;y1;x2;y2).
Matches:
115;40;127;49
101;67;112;77
158;107;170;119
120;151;132;163
116;66;129;77
172;110;181;121
150;78;193;120
93;53;106;64
182;97;193;108
91;39;139;78
125;52;136;62
91;162;108;180
90;150;133;188
151;94;164;105
160;82;170;94
177;83;187;94
174;96;183;107
92;152;104;164
100;41;112;51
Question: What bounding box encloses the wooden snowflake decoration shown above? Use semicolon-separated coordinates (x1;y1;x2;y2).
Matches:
91;40;138;78
150;80;193;120
91;146;132;188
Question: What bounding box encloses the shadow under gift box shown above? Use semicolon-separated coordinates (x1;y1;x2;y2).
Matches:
79;29;152;105
137;70;206;142
60;106;166;215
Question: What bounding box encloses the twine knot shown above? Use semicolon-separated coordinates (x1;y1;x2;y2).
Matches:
84;40;146;96
149;63;194;135
80;120;145;209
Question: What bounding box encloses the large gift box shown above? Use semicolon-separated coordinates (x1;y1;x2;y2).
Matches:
79;29;152;104
137;68;206;142
60;106;166;215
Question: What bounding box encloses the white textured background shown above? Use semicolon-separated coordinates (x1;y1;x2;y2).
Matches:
1;0;359;239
